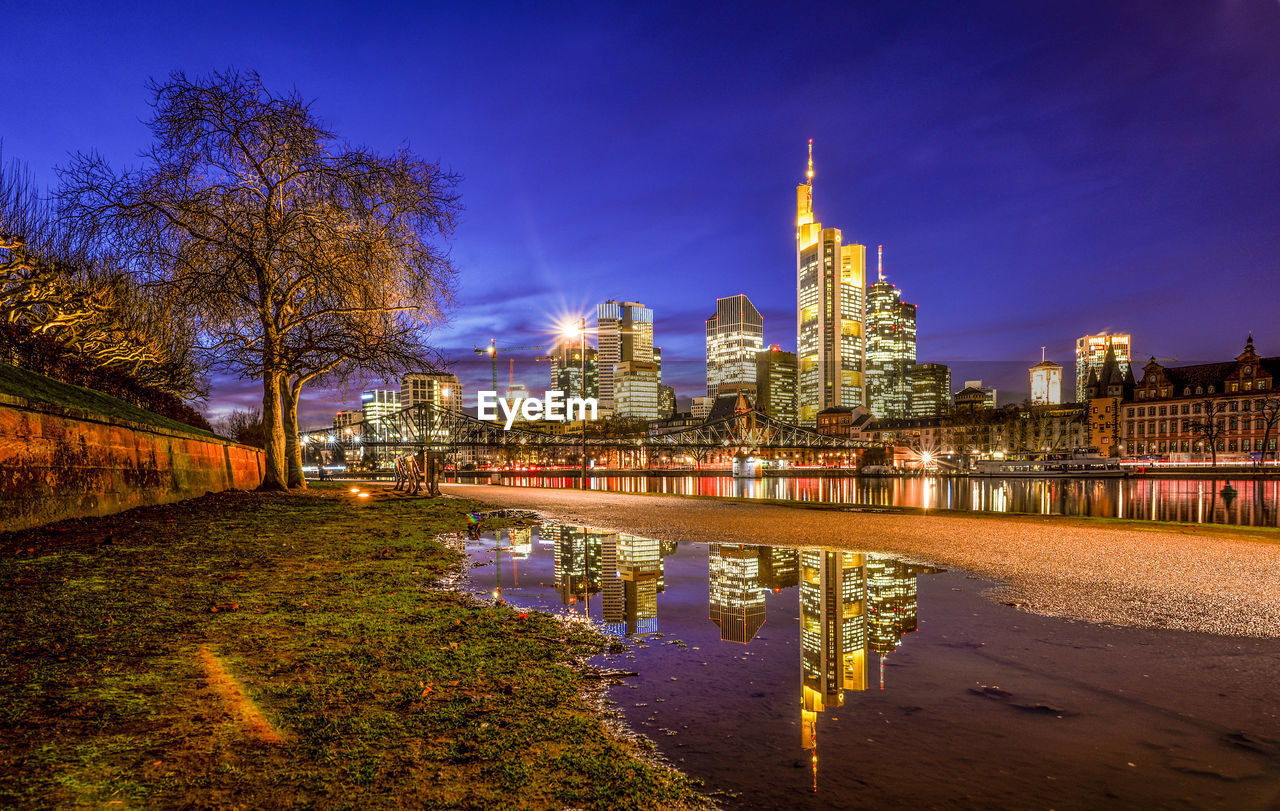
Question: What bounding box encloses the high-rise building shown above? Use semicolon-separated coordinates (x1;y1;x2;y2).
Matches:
360;389;399;424
614;361;661;419
400;372;462;412
908;363;951;418
708;544;768;644
1029;351;1063;405
598;300;655;416
864;246;917;419
548;340;598;399
657;384;675;419
755;346;798;424
706;294;764;398
1075;333;1131;403
796;140;867;424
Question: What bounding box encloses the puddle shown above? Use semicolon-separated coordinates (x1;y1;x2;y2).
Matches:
460;526;1280;808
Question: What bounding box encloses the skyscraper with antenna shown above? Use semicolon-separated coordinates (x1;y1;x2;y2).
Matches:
864;245;917;419
795;140;868;424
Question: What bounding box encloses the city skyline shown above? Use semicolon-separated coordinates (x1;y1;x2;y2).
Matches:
8;1;1280;426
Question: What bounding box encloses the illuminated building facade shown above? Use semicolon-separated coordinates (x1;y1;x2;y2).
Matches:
796;141;867;424
614;361;661;419
756;346;798;424
400;372;462;412
707;544;768;643
1084;345;1135;456
864;246;917;419
1076;333;1131;403
1029;355;1063;405
548;340;598;400
333;410;363;429
909;362;952;418
1120;336;1279;460
658;384;676;419
956;380;997;411
706;294;764;397
598;300;656;417
360;389;399;423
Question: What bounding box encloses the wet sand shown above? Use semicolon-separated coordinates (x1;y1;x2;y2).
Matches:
442;484;1280;638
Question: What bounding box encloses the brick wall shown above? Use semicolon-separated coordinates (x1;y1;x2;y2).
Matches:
0;394;264;533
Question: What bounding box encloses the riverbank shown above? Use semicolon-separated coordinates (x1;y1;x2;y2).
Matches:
0;486;705;808
441;483;1280;638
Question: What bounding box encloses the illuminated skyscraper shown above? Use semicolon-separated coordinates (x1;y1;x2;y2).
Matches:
1075;332;1131;403
706;294;764;398
598;300;657;418
909;362;952;417
361;389;399;423
1029;349;1063;405
755;346;798;424
864;246;917;419
708;544;768;643
799;550;868;756
548;340;598;400
796;140;867;424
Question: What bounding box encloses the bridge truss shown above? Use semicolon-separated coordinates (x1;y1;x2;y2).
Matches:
302;401;878;457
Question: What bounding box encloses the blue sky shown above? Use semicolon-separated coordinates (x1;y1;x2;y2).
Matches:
6;0;1280;425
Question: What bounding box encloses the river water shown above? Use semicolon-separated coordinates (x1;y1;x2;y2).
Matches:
488;475;1280;527
461;525;1280;809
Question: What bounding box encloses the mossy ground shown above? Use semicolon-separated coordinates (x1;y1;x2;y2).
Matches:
0;485;706;808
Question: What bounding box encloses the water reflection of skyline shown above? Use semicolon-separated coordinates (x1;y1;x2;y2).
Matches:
537;525;939;794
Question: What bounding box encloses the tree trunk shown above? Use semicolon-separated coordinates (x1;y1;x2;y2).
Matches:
282;381;306;489
260;368;289;490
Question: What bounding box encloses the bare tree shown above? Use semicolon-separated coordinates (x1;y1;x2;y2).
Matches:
2;153;205;405
213;408;266;447
1188;399;1229;466
59;70;459;489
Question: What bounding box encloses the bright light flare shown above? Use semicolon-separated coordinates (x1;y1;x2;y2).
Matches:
349;487;360;493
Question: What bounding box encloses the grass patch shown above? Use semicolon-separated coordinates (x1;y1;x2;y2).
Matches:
0;486;706;808
0;362;214;438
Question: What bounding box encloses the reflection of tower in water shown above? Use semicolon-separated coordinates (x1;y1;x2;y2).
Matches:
602;533;664;637
708;545;768;643
800;550;932;791
547;525;664;636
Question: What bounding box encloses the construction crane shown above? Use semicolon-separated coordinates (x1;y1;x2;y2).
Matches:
473;339;544;392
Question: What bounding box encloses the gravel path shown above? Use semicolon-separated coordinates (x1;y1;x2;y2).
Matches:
442;483;1280;638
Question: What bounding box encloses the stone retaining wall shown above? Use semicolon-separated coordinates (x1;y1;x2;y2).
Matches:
0;394;264;533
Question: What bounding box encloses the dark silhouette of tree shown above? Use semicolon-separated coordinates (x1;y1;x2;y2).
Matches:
213;408;266;447
1254;394;1280;468
1188;399;1229;466
59;70;459;490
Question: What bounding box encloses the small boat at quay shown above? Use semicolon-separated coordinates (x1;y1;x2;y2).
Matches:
972;449;1126;478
